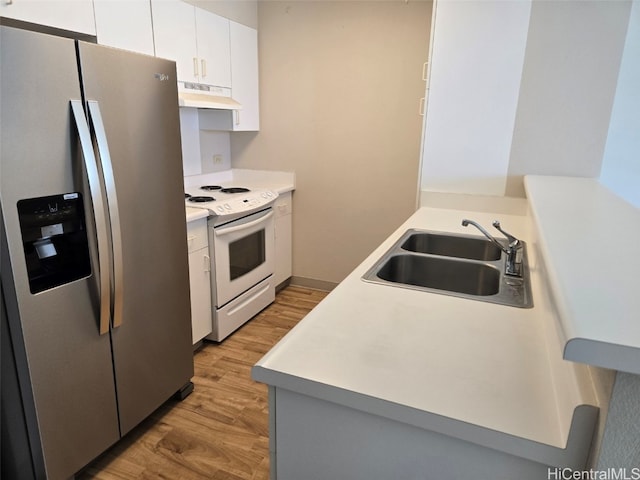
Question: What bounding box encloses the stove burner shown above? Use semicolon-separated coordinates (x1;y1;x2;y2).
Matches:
200;185;222;191
221;187;250;194
185;193;192;198
188;196;215;203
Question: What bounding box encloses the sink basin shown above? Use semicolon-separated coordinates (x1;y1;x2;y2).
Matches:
362;229;532;308
401;231;502;261
377;254;500;296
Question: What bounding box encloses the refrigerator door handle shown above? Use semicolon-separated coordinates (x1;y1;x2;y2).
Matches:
87;101;124;329
70;100;111;336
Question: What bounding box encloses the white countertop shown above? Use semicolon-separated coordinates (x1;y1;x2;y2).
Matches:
185;207;208;223
253;205;597;468
184;168;295;195
184;169;295;224
525;175;640;375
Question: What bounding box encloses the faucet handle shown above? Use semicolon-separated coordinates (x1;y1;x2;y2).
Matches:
492;220;520;247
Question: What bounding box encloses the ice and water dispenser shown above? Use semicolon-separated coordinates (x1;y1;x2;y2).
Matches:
17;193;92;294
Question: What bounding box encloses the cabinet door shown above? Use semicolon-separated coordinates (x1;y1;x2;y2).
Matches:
94;0;154;55
151;0;198;83
274;193;292;286
230;20;260;131
188;248;213;344
0;0;95;35
195;9;231;88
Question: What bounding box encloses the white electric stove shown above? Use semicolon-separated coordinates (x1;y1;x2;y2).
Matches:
185;184;278;341
185;185;278;225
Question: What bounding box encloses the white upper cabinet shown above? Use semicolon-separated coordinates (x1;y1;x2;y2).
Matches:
0;0;96;35
195;8;231;88
151;0;199;82
230;20;259;131
94;0;155;56
151;0;231;88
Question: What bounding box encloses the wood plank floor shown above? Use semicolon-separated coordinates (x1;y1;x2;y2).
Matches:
78;286;328;480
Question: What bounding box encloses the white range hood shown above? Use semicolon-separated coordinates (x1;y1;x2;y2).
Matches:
178;81;242;111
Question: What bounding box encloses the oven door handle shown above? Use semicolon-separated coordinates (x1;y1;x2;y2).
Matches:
214;210;274;237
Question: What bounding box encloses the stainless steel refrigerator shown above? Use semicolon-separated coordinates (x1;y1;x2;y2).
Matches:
0;24;194;479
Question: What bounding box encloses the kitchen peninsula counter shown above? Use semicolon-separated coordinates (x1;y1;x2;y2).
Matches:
525;175;640;374
252;204;598;479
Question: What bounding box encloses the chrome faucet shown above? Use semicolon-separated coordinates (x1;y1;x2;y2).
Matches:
461;219;523;277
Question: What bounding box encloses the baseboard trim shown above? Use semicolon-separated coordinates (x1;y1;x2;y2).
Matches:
276;277;292;292
289;276;337;292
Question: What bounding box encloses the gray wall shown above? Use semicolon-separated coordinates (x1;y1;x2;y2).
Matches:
598;373;640;468
230;0;432;285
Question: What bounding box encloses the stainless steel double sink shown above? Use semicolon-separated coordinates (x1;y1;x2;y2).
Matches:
362;229;533;308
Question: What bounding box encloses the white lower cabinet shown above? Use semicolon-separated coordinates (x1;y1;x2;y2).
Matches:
187;218;212;345
0;0;96;35
274;192;292;287
271;388;552;480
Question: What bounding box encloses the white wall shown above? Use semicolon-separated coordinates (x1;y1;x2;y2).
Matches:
420;0;531;196
506;0;631;197
179;108;231;176
420;0;632;199
180;108;202;176
599;0;640;209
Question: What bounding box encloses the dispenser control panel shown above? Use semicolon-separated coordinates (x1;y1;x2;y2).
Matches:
17;193;91;294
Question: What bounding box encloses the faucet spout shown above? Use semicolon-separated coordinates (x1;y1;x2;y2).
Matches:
461;219;508;254
492;220;519;249
462;218;523;277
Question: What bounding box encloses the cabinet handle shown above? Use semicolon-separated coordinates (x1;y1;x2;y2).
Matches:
193;57;199;77
201;59;207;78
234;110;240;126
419;97;425;116
422;61;429;81
204;254;210;273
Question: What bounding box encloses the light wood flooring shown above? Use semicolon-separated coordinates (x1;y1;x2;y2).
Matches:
78;286;328;480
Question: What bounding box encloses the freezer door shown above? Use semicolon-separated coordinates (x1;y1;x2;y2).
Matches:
77;42;194;436
0;26;120;479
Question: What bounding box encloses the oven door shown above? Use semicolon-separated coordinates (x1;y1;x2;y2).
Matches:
212;208;275;307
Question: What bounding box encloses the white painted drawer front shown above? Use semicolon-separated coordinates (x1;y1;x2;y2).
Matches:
186;218;208;253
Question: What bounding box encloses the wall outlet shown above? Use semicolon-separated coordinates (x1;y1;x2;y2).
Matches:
213;154;223;164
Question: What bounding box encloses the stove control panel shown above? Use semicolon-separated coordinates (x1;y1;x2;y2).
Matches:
186;189;277;218
225;191;276;215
